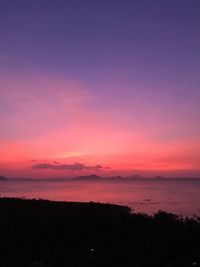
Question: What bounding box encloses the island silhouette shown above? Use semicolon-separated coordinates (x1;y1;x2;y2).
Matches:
0;175;6;181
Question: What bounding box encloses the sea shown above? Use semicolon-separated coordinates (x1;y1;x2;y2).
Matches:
0;178;200;217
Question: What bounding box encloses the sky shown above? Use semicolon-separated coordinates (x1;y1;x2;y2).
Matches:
0;0;200;178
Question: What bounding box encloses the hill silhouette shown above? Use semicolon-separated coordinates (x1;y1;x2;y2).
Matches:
0;197;200;267
74;174;103;180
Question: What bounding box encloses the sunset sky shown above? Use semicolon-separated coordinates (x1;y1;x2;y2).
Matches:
0;1;200;178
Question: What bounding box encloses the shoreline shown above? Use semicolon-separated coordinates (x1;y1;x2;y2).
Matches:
0;197;200;267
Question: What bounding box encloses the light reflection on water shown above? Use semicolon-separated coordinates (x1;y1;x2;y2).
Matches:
0;179;200;216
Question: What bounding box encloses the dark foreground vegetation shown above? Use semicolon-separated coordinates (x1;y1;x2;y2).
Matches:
0;198;200;267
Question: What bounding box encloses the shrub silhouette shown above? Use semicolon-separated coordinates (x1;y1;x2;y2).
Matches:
0;197;199;267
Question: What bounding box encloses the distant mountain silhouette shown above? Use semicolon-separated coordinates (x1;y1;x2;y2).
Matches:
129;175;165;180
110;176;123;179
75;174;103;180
151;176;164;180
74;174;166;181
129;174;145;179
0;176;6;181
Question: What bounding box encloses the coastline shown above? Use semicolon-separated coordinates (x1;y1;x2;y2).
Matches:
0;197;199;267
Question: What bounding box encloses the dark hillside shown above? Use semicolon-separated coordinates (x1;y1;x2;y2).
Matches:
0;198;199;267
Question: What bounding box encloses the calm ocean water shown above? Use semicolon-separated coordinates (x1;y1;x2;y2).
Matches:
0;179;200;217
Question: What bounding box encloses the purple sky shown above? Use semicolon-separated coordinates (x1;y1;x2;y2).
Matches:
0;1;200;177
